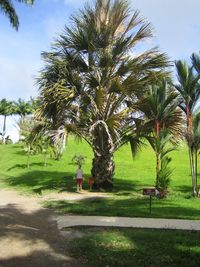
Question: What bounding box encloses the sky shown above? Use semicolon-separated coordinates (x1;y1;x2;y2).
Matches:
0;0;200;140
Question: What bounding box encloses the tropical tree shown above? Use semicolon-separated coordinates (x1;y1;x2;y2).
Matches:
175;59;200;196
14;98;34;118
37;0;169;189
136;81;183;192
187;112;200;196
152;131;174;197
0;98;15;143
0;0;34;30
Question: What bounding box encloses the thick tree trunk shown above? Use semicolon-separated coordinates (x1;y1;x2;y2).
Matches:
91;153;115;189
90;120;115;189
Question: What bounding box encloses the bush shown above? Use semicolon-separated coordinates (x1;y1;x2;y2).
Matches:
72;154;86;168
156;156;172;197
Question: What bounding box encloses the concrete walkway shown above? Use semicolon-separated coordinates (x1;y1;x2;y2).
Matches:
55;215;200;231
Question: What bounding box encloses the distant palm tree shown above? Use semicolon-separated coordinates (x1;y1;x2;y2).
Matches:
14;98;34;118
175;59;200;196
37;0;169;189
0;0;34;30
0;98;15;143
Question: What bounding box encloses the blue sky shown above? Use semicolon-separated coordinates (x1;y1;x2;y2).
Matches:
0;0;200;140
1;0;200;101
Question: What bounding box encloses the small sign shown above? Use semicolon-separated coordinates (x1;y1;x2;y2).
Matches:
143;188;156;196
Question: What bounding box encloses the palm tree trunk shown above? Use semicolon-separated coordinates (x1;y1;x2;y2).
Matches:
90;120;115;189
186;100;197;196
195;149;198;196
156;153;161;175
156;119;160;136
27;144;31;168
2;115;7;143
189;147;197;196
91;152;115;189
156;152;161;185
44;153;48;167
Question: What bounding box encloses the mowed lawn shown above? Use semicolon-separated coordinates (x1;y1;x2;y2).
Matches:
0;137;200;219
69;227;200;267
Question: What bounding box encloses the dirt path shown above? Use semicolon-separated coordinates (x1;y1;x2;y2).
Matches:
0;188;86;267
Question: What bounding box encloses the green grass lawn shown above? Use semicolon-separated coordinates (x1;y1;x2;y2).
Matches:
0;137;200;219
69;227;200;267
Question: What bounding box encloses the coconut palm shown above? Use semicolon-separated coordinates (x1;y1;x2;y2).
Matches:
136;81;183;188
175;59;200;196
0;0;34;30
0;98;15;143
37;0;169;189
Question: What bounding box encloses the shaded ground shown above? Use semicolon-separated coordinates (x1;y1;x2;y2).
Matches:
70;227;200;267
0;189;85;267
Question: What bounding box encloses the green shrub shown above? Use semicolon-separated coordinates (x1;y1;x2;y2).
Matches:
156;156;172;197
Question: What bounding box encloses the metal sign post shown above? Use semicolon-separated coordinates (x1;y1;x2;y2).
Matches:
143;188;159;214
149;195;152;214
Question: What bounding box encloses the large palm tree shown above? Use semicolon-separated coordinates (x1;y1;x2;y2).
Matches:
175;59;200;196
0;98;15;143
37;0;169;189
0;0;34;30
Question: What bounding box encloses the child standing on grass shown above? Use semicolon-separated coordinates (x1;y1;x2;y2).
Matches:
76;167;83;192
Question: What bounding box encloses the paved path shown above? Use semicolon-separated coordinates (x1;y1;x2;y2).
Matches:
56;215;200;231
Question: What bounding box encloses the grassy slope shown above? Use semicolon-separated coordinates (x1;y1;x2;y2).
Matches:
69;227;200;267
0;137;200;219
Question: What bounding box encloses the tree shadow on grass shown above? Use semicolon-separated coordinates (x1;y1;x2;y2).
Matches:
112;177;149;195
5;171;88;194
7;163;53;171
45;196;200;220
0;204;83;267
4;169;142;195
71;227;200;267
172;185;195;199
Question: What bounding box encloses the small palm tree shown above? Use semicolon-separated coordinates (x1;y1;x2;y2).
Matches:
137;81;183;188
188;112;200;196
175;59;200;196
0;0;34;30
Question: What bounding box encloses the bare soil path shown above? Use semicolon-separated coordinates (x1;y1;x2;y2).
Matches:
0;188;88;267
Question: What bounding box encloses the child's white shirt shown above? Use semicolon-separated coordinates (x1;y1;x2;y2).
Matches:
76;169;83;179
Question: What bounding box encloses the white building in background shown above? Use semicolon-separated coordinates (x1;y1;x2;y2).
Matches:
0;115;19;143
